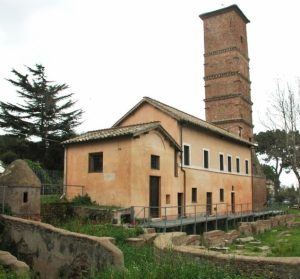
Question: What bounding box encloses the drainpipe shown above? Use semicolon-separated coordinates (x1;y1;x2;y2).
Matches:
61;145;68;199
180;124;186;216
251;147;254;212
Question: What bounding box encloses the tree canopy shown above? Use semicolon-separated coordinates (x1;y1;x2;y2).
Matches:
255;129;288;196
0;64;83;169
0;64;83;140
259;80;300;202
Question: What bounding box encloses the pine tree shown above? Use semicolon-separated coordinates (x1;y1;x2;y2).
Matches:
0;64;83;169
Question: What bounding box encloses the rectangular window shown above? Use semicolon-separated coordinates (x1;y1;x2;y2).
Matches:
192;188;197;203
227;155;232;172
219;153;224;171
23;192;28;203
203;149;209;169
220;188;224;202
245;160;249;174
89;152;103;173
151;155;160;170
183;145;190;166
236;157;240;173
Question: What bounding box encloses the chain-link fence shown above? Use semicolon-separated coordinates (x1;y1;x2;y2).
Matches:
30;167;63;186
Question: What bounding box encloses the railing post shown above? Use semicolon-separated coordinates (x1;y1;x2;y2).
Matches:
241;204;243;222
130;206;135;225
148;206;151;226
215;204;218;230
205;212;208;232
226;203;229;232
164;207;167;233
180;206;183;232
193;204;196;234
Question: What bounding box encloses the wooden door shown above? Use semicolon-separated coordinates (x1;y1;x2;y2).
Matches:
206;192;212;215
149;176;160;218
177;192;183;216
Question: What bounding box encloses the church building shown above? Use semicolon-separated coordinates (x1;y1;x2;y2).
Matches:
63;5;266;218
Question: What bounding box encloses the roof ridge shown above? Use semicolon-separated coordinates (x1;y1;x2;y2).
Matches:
143;96;252;145
143;96;206;122
84;121;161;134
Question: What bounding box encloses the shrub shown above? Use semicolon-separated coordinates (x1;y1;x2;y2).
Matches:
71;194;93;206
0;203;11;215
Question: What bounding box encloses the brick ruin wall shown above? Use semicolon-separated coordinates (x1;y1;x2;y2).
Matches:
154;214;300;279
252;175;267;212
0;215;124;279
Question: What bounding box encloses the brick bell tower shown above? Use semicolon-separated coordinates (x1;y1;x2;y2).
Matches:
200;5;253;142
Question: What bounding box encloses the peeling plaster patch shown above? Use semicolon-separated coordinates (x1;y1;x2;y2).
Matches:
104;173;116;182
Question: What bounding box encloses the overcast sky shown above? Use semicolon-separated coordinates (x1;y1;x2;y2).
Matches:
1;0;300;185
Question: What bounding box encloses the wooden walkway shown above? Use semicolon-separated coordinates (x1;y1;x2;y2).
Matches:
144;210;284;232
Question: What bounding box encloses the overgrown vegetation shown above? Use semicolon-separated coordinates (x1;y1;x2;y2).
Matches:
0;204;11;215
40;194;67;204
57;218;143;244
255;226;300;257
229;224;300;257
97;244;263;279
56;219;262;279
71;194;94;206
26;160;63;186
0;265;21;279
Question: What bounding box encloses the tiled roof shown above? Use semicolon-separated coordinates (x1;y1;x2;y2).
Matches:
62;121;181;150
114;96;253;146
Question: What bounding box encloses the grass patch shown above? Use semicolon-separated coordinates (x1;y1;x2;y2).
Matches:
0;265;22;279
229;225;300;257
287;208;300;215
255;226;300;257
95;245;263;279
41;194;67;204
57;219;262;279
57;218;143;244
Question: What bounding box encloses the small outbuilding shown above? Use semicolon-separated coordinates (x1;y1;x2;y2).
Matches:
0;159;41;220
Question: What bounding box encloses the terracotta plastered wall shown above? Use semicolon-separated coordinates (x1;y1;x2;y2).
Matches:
182;126;252;214
116;102;181;143
130;130;183;218
65;138;132;207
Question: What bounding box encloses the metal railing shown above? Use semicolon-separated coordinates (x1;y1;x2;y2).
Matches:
131;202;268;232
40;184;85;197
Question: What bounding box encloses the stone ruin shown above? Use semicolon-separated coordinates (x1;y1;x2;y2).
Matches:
0;159;41;220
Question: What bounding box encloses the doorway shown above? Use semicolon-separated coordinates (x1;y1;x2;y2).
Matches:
206;192;212;215
149;176;160;218
177;192;184;216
